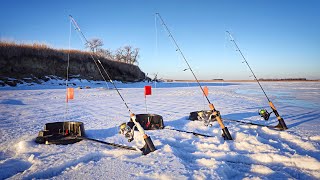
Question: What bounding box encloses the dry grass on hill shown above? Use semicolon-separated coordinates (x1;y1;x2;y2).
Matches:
0;41;146;86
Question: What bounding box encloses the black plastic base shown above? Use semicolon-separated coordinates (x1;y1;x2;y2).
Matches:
140;136;156;155
130;114;164;130
35;134;83;145
35;121;85;145
222;127;233;140
35;122;140;152
275;118;288;130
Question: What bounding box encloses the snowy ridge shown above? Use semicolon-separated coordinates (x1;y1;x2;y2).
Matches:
0;82;320;179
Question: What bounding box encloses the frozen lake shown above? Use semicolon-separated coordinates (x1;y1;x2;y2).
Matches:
1;81;320;179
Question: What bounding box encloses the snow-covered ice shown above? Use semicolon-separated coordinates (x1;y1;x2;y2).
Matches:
0;81;319;179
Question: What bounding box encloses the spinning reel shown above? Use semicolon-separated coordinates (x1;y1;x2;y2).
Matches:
258;108;272;121
197;110;218;126
119;123;135;142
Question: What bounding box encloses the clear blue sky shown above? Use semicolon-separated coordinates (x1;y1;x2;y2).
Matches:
1;0;319;80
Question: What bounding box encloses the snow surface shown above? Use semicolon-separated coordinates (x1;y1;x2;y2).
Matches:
0;81;320;179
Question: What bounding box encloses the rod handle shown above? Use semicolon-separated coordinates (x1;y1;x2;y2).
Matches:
269;101;276;110
130;113;146;135
208;103;215;111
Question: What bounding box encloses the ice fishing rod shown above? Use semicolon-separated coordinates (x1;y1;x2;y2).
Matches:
69;15;130;113
69;15;156;154
226;31;288;130
156;13;232;140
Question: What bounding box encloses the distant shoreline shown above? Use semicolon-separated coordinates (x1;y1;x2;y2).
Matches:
170;79;320;82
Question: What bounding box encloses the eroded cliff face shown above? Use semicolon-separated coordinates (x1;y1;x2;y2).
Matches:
0;43;146;86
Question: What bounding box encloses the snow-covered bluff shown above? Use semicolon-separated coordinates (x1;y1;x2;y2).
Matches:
0;42;146;86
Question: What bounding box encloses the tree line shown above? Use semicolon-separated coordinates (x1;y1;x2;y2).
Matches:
258;78;307;81
86;38;139;65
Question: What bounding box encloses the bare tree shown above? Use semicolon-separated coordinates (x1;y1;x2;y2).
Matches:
115;47;125;62
86;38;104;52
131;48;139;65
152;72;159;82
96;48;114;60
124;45;131;64
114;45;139;64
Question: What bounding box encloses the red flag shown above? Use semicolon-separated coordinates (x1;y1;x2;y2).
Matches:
144;86;152;97
203;86;208;96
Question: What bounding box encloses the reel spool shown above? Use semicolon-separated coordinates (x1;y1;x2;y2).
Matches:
119;114;164;142
189;110;218;126
119;123;135;142
259;109;271;120
189;110;217;121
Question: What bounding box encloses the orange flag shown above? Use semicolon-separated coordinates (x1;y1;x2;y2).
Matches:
203;86;208;97
66;88;74;102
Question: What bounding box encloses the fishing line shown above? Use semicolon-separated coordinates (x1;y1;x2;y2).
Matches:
65;19;72;121
226;31;288;130
154;14;158;59
69;15;157;153
155;13;233;140
155;13;210;104
70;19;110;90
226;31;270;102
145;97;148;113
66;20;71;90
69;15;131;113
